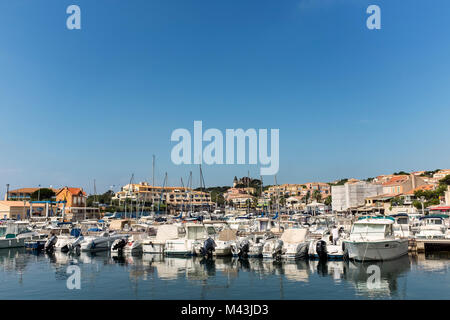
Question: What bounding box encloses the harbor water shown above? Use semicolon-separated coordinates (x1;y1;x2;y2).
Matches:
0;249;449;299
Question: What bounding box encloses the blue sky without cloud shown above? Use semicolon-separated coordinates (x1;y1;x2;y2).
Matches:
0;0;449;195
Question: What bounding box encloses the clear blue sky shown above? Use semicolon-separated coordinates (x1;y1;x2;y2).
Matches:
1;0;449;195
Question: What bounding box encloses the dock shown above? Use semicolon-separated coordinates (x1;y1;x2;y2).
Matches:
411;238;450;253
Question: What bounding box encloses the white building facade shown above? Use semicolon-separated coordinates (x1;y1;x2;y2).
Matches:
332;181;383;212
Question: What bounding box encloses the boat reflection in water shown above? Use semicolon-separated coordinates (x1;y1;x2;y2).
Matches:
0;249;448;299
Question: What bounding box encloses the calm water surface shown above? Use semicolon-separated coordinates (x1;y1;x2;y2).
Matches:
0;249;449;299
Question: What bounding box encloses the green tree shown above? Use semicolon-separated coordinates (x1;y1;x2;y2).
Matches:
330;179;348;186
30;188;55;201
279;196;286;207
393;171;409;175
390;196;405;207
324;195;332;206
439;174;450;186
303;191;311;204
312;190;322;203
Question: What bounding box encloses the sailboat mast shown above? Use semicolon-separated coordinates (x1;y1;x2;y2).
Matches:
275;175;280;231
189;171;193;215
260;175;263;216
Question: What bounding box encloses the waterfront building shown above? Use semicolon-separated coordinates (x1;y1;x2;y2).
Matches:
381;174;427;195
56;187;87;207
4;187;57;201
332;180;383;212
226;193;255;208
166;188;212;208
224;187;256;203
263;183;330;199
112;182;212;208
0;201;46;219
286;196;304;210
55;187;100;221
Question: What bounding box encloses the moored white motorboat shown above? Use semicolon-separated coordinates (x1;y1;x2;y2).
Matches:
0;221;40;249
415;215;447;239
164;223;207;256
123;234;143;255
80;232;123;252
390;213;411;238
53;229;83;252
142;224;182;254
308;227;346;260
280;228;309;260
343;216;408;261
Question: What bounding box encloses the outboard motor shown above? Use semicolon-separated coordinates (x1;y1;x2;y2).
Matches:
342;241;349;260
316;240;327;261
273;240;284;260
45;235;57;253
112;238;127;254
238;239;250;258
67;236;84;254
199;237;216;258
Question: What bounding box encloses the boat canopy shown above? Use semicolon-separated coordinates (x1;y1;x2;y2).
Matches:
280;228;308;244
389;213;409;218
155;224;182;241
419;214;448;220
357;216;395;222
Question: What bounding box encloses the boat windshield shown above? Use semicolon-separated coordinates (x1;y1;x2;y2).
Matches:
352;223;386;234
426;219;442;225
186;226;206;240
396;217;409;225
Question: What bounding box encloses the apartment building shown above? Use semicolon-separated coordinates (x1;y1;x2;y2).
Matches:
113;182;211;207
433;169;450;179
381;175;427;195
332;180;383;212
263;183;330;199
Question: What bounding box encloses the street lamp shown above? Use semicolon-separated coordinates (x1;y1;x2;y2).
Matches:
37;184;41;201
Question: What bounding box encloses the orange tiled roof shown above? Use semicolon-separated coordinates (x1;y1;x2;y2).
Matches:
9;187;58;194
404;184;435;195
8;188;39;193
56;187;86;196
382;175;409;186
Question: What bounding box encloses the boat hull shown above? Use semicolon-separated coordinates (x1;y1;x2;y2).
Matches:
344;239;409;261
0;238;25;249
143;242;165;254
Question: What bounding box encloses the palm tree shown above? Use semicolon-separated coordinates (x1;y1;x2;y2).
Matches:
304;191;311;204
312;190;322;203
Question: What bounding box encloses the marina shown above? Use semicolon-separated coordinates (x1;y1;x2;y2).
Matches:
0;248;449;299
0;208;448;299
